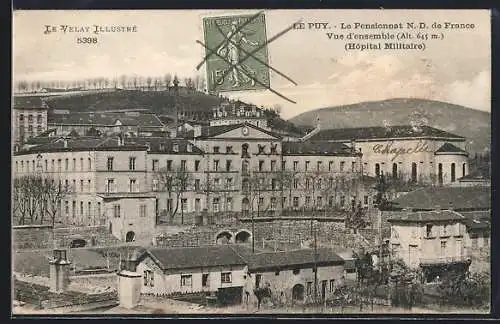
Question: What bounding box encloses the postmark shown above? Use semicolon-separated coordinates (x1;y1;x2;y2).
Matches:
202;13;270;94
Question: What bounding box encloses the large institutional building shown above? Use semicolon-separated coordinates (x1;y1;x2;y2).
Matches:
12;98;473;242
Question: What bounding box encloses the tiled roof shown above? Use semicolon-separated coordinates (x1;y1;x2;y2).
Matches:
387;210;465;222
435;143;468;154
460;211;490;230
282;141;359;156
197;123;282;139
15;137;148;155
143;246;247;270
129;137;204;154
245;248;344;271
386;186;491;211
307;125;465;142
48;112;164;127
13;96;48;109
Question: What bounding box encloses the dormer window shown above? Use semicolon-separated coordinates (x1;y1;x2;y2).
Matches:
187;143;193;152
173;143;179;152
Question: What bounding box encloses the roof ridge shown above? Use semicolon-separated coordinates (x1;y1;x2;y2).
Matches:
227;245;250;264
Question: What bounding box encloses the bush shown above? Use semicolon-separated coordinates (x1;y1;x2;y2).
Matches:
438;271;490;308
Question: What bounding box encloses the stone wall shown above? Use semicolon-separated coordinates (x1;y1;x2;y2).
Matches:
154;218;369;251
69;274;118;291
13;225;121;250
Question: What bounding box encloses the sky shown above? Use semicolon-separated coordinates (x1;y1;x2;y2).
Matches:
13;9;491;119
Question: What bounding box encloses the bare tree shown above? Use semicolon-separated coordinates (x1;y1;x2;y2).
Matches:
155;166;193;224
132;75;139;89
146;76;153;90
164;73;172;90
119;74;128;89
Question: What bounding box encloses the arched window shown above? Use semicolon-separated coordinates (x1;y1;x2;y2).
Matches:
438;163;443;185
451;163;456;182
462;163;466;178
241;160;249;174
392;163;398;179
375;163;380;176
411;163;417;182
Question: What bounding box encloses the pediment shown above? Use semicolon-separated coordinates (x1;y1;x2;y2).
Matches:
213;124;279;140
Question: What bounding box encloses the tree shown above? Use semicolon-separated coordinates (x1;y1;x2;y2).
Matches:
254;284;272;310
164;73;172;90
119;74;128;89
43;178;69;239
388;259;423;309
146;76;153;90
155;166;193;224
438;269;490;308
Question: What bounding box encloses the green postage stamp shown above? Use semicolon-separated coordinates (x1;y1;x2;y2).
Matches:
202;13;270;94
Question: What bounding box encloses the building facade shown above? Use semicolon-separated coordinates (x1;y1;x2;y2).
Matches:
308;125;469;185
12;102;48;149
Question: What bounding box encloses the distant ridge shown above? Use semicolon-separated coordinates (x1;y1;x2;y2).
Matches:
289;98;490;154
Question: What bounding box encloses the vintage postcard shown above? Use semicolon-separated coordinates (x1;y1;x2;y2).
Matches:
12;9;491;315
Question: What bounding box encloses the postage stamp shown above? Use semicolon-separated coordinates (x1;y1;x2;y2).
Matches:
202;12;270;94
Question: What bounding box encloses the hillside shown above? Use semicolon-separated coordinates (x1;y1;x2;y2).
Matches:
290;98;491;153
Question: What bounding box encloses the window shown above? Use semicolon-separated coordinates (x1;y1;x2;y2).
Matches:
28;114;33;123
226;178;233;189
226;197;233;211
213;198;220;212
181;198;188;212
195;199;201;212
306;282;313;295
317;196;323;207
221;272;232;284
305;196;311;206
241;143;249;158
293;161;298;171
462;163;466;178
195;160;200;171
140;204;147;217
305;161;310;171
129;179;137;192
329;161;333;171
271;178;277;190
375;163;380;176
352;161;356;172
329;196;334;207
306;179;310;189
442;225;449;237
275;270;280;276
293;178;298;189
181;160;187;171
258;197;264;207
88;179;91;192
363;195;369;205
144;270;154;287
19;114;24;122
129;157;136;170
107;157;114;171
65;158;69;171
87;202;92;218
106;179;115;193
80;180;84;192
167;160;172;171
57;159;62;172
293;269;300;275
392;163;398;178
340;196;346;207
72;158;76;171
214;178;220;189
226;146;233;154
226;160;232;172
37;114;42;124
180;274;193;287
271;160;276;171
293;197;299;208
282;161;286;170
202;274;209;287
44;160;48;171
317;161;322;171
72;179;76;191
113;204;121;218
213;160;219;171
72;201;76;218
340;161;345;172
451;163;456;182
213;146;220;153
258;160;264;171
79;158;83;171
330;279;335;292
173;144;179;152
152;159;159;171
270;197;277;210
411;162;418;182
80;201;84;215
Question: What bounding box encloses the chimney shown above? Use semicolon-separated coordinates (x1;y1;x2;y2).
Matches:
351;139;356;152
49;249;72;293
194;125;202;138
117;134;123;146
116;252;142;309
